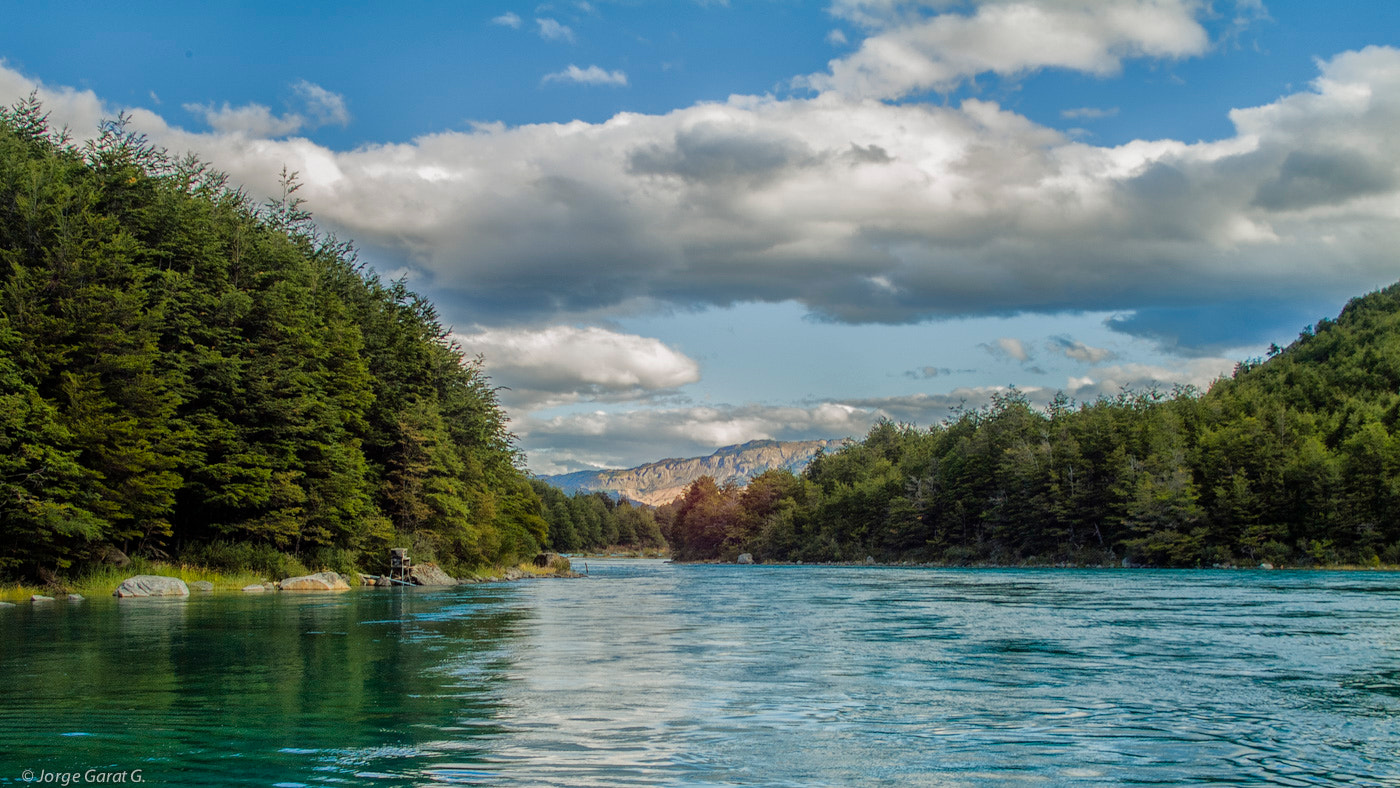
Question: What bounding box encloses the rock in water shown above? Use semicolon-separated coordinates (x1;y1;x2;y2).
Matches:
30;594;54;602
190;581;214;592
409;563;458;586
113;575;190;598
242;584;266;593
66;594;84;602
278;572;351;591
736;553;754;565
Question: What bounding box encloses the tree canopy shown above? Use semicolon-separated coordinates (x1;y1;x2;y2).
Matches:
0;97;546;578
663;285;1400;568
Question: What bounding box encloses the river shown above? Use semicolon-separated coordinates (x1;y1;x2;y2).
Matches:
2;560;1398;786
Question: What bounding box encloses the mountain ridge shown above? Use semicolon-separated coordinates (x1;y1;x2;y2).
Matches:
541;439;843;506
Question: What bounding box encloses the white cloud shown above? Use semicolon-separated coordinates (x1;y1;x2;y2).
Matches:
492;12;522;28
536;18;576;42
182;100;305;137
1063;358;1236;400
291;80;349;127
183;80;348;138
983;337;1031;362
827;29;850;46
804;0;1210;100
456;325;699;410
9;44;1400;353
1049;336;1116;364
542;65;629;87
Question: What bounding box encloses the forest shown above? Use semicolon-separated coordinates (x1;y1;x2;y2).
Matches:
0;97;565;580
7;92;1400;579
660;284;1400;568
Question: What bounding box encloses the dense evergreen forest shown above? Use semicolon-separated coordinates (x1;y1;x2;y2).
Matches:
0;98;561;579
662;285;1400;568
529;481;665;553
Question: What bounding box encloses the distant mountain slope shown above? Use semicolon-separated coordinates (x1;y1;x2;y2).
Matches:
542;439;843;506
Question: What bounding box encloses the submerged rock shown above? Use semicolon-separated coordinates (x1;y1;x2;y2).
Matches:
66;594;84;602
736;553;754;565
0;601;14;608
30;594;54;602
242;584;266;593
190;581;214;592
113;575;190;598
278;572;351;591
409;563;458;586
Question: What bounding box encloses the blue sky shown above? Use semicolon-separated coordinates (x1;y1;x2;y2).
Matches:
4;1;1400;473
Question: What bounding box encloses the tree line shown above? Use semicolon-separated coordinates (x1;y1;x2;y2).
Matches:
661;284;1400;568
0;97;551;578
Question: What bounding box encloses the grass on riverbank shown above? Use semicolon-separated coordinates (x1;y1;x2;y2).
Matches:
0;559;268;603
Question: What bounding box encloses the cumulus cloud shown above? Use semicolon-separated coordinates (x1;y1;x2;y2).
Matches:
519;354;1238;473
183;79;348;138
542;65;628;87
521;383;1058;472
455;325;700;411
9;41;1400;353
804;0;1210;99
492;12;523;28
1062;358;1236;401
1049;336;1116;364
536;18;576;42
983;337;1031;362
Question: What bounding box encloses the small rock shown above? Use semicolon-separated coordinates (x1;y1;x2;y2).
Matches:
190;581;214;592
0;601;15;608
113;575;190;598
1260;562;1274;570
736;553;754;565
30;594;54;602
242;584;266;593
503;567;526;581
864;555;876;565
66;594;84;602
278;572;351;591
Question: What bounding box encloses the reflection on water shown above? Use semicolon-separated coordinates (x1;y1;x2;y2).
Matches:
2;563;1398;786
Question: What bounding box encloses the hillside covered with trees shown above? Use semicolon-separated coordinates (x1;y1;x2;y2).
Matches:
662;284;1400;568
0;97;551;579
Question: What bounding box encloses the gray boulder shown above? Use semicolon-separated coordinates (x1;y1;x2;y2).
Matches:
242;584;266;593
113;575;190;598
66;594;84;602
736;553;754;565
98;545;132;568
190;581;214;592
30;594;54;602
279;572;351;591
410;563;458;586
0;601;14;608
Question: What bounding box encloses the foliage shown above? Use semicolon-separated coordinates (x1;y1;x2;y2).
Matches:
662;284;1400;567
0;98;544;578
530;480;666;553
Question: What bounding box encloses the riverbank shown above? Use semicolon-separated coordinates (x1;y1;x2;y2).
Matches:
0;558;579;604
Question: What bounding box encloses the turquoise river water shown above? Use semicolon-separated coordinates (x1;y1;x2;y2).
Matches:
1;560;1398;786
